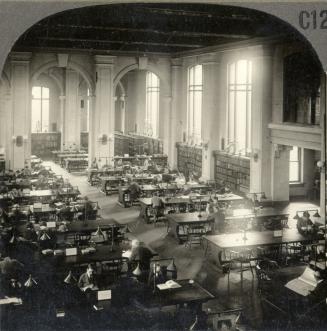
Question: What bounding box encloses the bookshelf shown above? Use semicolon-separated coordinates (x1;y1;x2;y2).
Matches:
114;132;164;157
31;132;61;159
213;151;250;193
80;132;89;151
176;143;202;177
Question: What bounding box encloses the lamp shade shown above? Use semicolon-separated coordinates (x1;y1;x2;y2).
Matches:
167;259;177;273
313;211;321;218
9;234;17;244
24;274;37;288
64;270;77;284
293;213;300;220
94;226;104;237
40;232;51;241
132;263;142;277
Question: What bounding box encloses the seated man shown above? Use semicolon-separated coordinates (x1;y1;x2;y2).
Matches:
78;264;98;292
151;193;164;222
129;182;141;203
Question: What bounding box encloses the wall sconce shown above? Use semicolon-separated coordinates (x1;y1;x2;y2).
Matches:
97;134;108;145
23;135;28;143
201;141;209;151
11;136;16;144
244;148;260;162
317;160;325;172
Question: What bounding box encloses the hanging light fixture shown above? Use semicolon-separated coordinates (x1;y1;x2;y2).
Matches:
64;270;77;284
24;274;37;288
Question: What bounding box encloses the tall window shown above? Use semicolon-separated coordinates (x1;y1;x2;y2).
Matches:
187;65;202;144
145;72;160;137
289;146;302;183
31;86;49;133
227;60;252;154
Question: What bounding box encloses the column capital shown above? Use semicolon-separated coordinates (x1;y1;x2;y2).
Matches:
10;52;32;64
95;55;116;68
200;52;222;65
171;58;182;68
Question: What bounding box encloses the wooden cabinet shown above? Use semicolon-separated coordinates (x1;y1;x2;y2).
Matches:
213;151;250;193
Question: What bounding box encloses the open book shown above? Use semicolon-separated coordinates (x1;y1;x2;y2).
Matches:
285;267;322;296
157;280;181;290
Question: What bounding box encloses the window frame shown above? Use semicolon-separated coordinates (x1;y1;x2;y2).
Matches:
145;71;160;138
289;146;303;184
227;59;252;155
31;86;50;133
187;64;203;144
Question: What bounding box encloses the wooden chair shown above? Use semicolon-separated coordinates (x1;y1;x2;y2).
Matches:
74;233;91;247
227;248;257;281
184;224;206;248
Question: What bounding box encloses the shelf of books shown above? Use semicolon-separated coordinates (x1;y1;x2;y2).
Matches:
213;150;250;193
31;132;61;159
176;143;203;176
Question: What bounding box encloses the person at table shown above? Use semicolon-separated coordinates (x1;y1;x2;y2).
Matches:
78;264;99;292
297;213;316;234
91;158;98;169
151;193;164;223
128;181;141;203
8;204;25;223
22;166;31;177
0;256;24;280
24;222;38;242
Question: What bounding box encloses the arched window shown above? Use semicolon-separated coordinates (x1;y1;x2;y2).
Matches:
187;65;202;144
227;59;252;154
145;72;159;137
31;86;49;133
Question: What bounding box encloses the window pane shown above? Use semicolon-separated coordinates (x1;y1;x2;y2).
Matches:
290;147;299;161
229;63;235;85
289;162;299;182
236;91;247;152
42;87;49;99
237;60;247;84
31;99;41;132
228;91;235;142
32;86;41;99
42;100;49;132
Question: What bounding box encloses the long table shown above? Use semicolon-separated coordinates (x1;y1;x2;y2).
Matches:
167;212;214;243
203;229;316;266
224;207;289;231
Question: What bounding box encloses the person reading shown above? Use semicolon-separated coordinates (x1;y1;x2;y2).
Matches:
78;264;98;292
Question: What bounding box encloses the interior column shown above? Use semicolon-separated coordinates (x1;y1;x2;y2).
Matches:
10;52;32;169
64;69;80;149
169;59;182;169
250;46;273;197
59;94;66;150
94;55;116;166
202;57;221;180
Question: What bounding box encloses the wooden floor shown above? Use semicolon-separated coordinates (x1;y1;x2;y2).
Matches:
42;161;322;330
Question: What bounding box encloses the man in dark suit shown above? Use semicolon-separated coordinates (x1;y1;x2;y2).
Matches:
78;264;98;292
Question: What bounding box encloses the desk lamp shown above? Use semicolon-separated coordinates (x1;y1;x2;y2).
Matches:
39;232;51;241
167;259;178;280
64;270;77;284
132;263;142;277
24;274;37;288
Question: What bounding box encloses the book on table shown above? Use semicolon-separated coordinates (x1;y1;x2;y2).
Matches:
157;280;181;290
285;267;322;296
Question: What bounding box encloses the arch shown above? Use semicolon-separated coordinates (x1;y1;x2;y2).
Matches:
0;71;11;92
30;59;96;95
113;62;170;97
117;80;126;97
